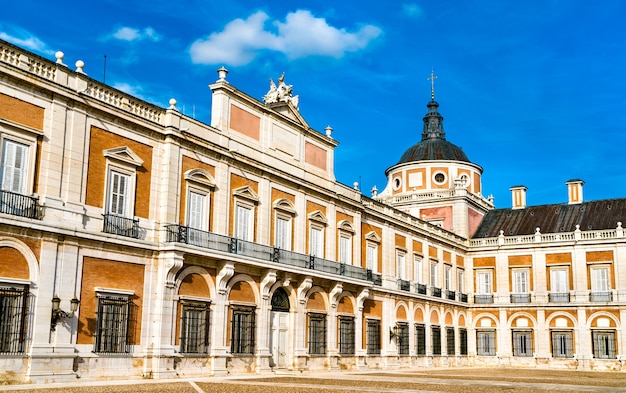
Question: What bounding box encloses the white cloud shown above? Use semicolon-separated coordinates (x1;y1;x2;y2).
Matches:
111;26;161;42
402;3;424;18
0;28;54;55
113;82;143;98
189;10;382;66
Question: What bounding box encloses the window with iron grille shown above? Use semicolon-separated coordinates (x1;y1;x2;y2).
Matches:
592;330;616;359
476;330;496;356
338;316;355;355
431;325;441;355
231;306;255;354
94;294;131;354
366;319;381;355
0;285;28;354
459;328;468;355
415;324;426;355
512;330;533;357
395;322;409;355
551;330;573;358
308;313;326;355
446;327;455;355
180;301;210;354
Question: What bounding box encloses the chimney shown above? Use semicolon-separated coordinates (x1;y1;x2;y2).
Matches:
566;179;584;204
510;185;528;209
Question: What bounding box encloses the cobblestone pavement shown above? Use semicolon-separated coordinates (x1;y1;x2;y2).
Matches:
1;369;625;392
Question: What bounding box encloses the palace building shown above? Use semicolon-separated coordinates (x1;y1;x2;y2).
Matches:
0;38;625;384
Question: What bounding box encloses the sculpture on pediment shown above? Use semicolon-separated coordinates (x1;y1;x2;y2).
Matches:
263;72;299;109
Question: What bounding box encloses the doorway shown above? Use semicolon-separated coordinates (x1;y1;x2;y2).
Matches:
270;287;290;368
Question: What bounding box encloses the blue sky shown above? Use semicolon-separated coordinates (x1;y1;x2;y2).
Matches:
2;1;625;208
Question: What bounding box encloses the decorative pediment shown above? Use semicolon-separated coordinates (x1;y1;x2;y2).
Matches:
338;220;355;234
307;210;327;225
365;231;381;243
269;102;311;129
184;168;216;188
103;146;144;167
232;185;259;203
273;198;296;214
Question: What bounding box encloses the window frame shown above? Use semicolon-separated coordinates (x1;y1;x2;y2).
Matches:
309;224;325;258
551;330;574;358
476;270;493;294
457;269;464;294
307;312;327;355
366;318;381;355
476;330;496;356
338;315;355;355
592;330;617;359
446;327;456;355
0;284;29;355
396;250;406;280
550;267;569;294
415;323;426;355
338;233;352;265
366;242;378;273
512;330;533;357
274;212;293;250
591;265;610;293
431;325;442;355
230;305;256;355
179;300;211;354
234;202;255;242
0;126;38;196
94;292;132;354
414;255;422;284
430;261;438;288
512;268;530;294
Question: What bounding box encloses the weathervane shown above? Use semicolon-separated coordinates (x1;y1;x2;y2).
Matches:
427;69;438;101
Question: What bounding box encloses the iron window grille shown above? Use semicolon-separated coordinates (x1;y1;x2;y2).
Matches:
551;331;573;358
446;327;455;355
180;301;210;354
512;330;533;357
476;330;496;356
0;285;29;355
338;316;355;355
415;324;426;355
459;328;468;355
592;330;616;359
366;319;381;355
397;322;409;355
94;295;132;354
416;283;427;295
231;306;256;354
308;313;327;355
431;325;441;355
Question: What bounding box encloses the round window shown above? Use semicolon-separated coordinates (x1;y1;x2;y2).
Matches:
393;177;402;190
433;172;446;184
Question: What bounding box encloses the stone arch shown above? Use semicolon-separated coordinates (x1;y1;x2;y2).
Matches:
305;286;328;312
444;311;454;325
0;237;39;285
507;312;537;329
414;306;425;323
175;266;215;298
429;308;440;325
270;287;290;312
588;312;620;329
457;313;467;327
473;313;499;329
545;312;577;329
337;292;355;315
228;274;259;304
269;282;297;312
395;301;409;321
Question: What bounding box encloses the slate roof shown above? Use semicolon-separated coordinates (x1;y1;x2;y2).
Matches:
472;198;626;238
398;138;470;164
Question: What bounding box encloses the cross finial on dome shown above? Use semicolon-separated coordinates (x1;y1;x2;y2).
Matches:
427;68;438;101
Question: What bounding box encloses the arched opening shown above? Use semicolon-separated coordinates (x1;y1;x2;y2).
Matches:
270;287;291;368
271;287;290;312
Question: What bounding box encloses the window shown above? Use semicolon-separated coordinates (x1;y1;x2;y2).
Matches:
180;301;210;354
231;306;255;354
431;325;441;355
186;189;209;231
512;269;529;293
338;235;352;264
397;322;409;355
397;251;405;280
414;256;422;283
0;285;29;354
512;330;533;357
446;327;455;355
338;316;355;355
476;330;496;356
550;269;568;293
444;266;451;291
275;215;292;250
1;140;28;194
366;243;378;273
430;262;438;288
107;170;130;216
476;271;492;294
309;226;324;257
235;204;254;241
366;319;380;355
592;330;616;359
591;266;610;293
551;331;573;358
459;328;468;355
415;324;426;355
308;313;326;355
457;269;464;293
94;294;132;354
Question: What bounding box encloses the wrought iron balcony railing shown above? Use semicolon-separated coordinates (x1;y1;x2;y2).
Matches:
474;294;494;304
589;291;612;302
459;293;468;303
103;214;139;238
548;292;570;303
510;293;531;304
166;224;380;284
446;290;456;301
416;283;427;295
431;287;442;298
0;190;42;219
398;279;410;292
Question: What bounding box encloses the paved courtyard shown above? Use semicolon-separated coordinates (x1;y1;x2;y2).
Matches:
1;368;625;393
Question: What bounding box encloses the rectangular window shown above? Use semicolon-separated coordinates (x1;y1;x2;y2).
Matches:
512;330;533;357
309;226;324;257
275;215;292;250
94;294;131;354
476;330;496;356
476;271;492;294
366;244;377;273
308;313;327;355
397;252;405;280
180;302;210;354
414;256;422;283
235;204;253;241
338;316;355;355
1;140;28;194
397;322;409;355
591;266;610;293
366;319;381;355
339;235;352;264
592;330;616;359
430;263;438;288
444;266;452;291
415;323;426;355
187;190;208;231
108;170;130;216
551;331;573;358
431;325;441;355
513;269;529;293
231;306;255;354
550;268;568;293
446;327;455;355
459;328;468;355
457;269;464;293
0;285;29;354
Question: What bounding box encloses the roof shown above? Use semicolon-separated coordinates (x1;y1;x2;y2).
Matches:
472;198;626;238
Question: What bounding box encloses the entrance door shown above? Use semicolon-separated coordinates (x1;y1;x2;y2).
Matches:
270;311;289;368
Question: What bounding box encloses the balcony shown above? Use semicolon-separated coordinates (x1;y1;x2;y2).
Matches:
459;293;468;303
398;279;410;292
589;292;612;302
103;214;139;238
0;190;42;219
446;290;456;301
416;283;427;295
510;293;531;304
166;224;377;283
548;292;570;303
474;294;494;304
431;287;442;298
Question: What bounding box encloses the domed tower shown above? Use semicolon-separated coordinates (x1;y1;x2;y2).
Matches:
374;73;494;238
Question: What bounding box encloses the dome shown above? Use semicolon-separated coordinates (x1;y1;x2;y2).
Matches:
398;138;470;164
